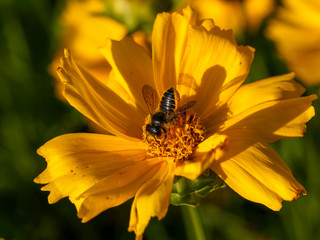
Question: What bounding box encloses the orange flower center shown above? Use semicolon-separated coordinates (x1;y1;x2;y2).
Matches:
142;110;206;162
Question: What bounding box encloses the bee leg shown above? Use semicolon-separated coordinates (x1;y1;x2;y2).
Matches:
145;133;151;143
162;128;167;141
153;135;158;142
146;134;159;144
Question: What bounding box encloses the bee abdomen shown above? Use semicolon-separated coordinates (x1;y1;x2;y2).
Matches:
160;87;176;114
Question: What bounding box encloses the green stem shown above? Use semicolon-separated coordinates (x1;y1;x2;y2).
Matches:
182;206;207;240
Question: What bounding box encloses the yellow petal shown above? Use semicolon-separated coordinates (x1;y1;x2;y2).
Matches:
35;133;147;214
189;0;245;36
49;0;127;101
266;0;320;85
244;0;275;32
77;157;166;222
210;129;306;211
226;73;306;115
62;0;126;63
128;158;175;238
177;23;254;118
189;0;274;34
57;49;144;141
214;95;317;142
152;6;194;95
100;37;155;115
175;133;228;180
205;73;307;129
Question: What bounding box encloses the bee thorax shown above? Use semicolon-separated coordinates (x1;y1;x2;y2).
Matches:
151;112;166;126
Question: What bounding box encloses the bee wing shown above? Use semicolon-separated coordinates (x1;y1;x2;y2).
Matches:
175;101;196;115
142;84;159;113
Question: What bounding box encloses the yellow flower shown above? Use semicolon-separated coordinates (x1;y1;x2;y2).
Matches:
266;0;320;85
184;0;274;36
49;0;127;81
36;7;316;239
48;0;127;133
49;0;149;132
49;0;151;100
49;0;126;101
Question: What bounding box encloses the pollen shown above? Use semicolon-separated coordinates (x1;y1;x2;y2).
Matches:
142;111;206;162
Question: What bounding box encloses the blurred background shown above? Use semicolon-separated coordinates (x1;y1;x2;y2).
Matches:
0;0;319;239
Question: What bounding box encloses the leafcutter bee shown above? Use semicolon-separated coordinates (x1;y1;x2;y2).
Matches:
142;84;196;142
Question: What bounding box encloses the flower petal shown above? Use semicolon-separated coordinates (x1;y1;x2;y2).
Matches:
189;0;245;36
266;0;320;85
128;158;175;239
35;133;147;214
77;157;166;222
177;23;254;118
204;73;308;131
152;6;194;95
49;0;127;101
210;129;306;211
57;49;144;141
62;0;126;63
225;73;306;115
244;0;275;32
175;133;228;180
209;94;317;142
100;37;155;115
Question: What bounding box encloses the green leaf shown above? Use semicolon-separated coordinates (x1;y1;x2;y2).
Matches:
170;170;226;207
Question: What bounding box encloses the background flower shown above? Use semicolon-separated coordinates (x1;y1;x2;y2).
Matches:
49;0;126;100
180;0;274;38
49;0;152;101
49;0;151;133
266;0;320;85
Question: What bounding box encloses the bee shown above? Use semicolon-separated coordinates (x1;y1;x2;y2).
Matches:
142;84;196;142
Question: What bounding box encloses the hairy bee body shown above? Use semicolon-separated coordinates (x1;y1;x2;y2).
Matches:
142;85;196;142
159;87;177;115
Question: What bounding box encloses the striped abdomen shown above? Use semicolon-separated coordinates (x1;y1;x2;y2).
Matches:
160;87;177;115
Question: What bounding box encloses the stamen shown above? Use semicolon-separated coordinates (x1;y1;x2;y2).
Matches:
142;111;206;162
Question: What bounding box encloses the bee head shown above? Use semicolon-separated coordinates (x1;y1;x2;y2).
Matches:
146;124;162;137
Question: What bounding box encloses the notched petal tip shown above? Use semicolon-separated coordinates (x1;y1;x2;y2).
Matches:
128;159;174;238
295;187;307;198
204;22;255;57
210;129;309;211
305;94;317;120
274;185;307;211
198;18;215;31
56;67;70;84
181;5;193;18
56;49;76;84
79;211;91;223
64;48;71;58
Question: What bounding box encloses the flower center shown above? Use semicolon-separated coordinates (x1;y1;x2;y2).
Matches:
142;110;206;162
